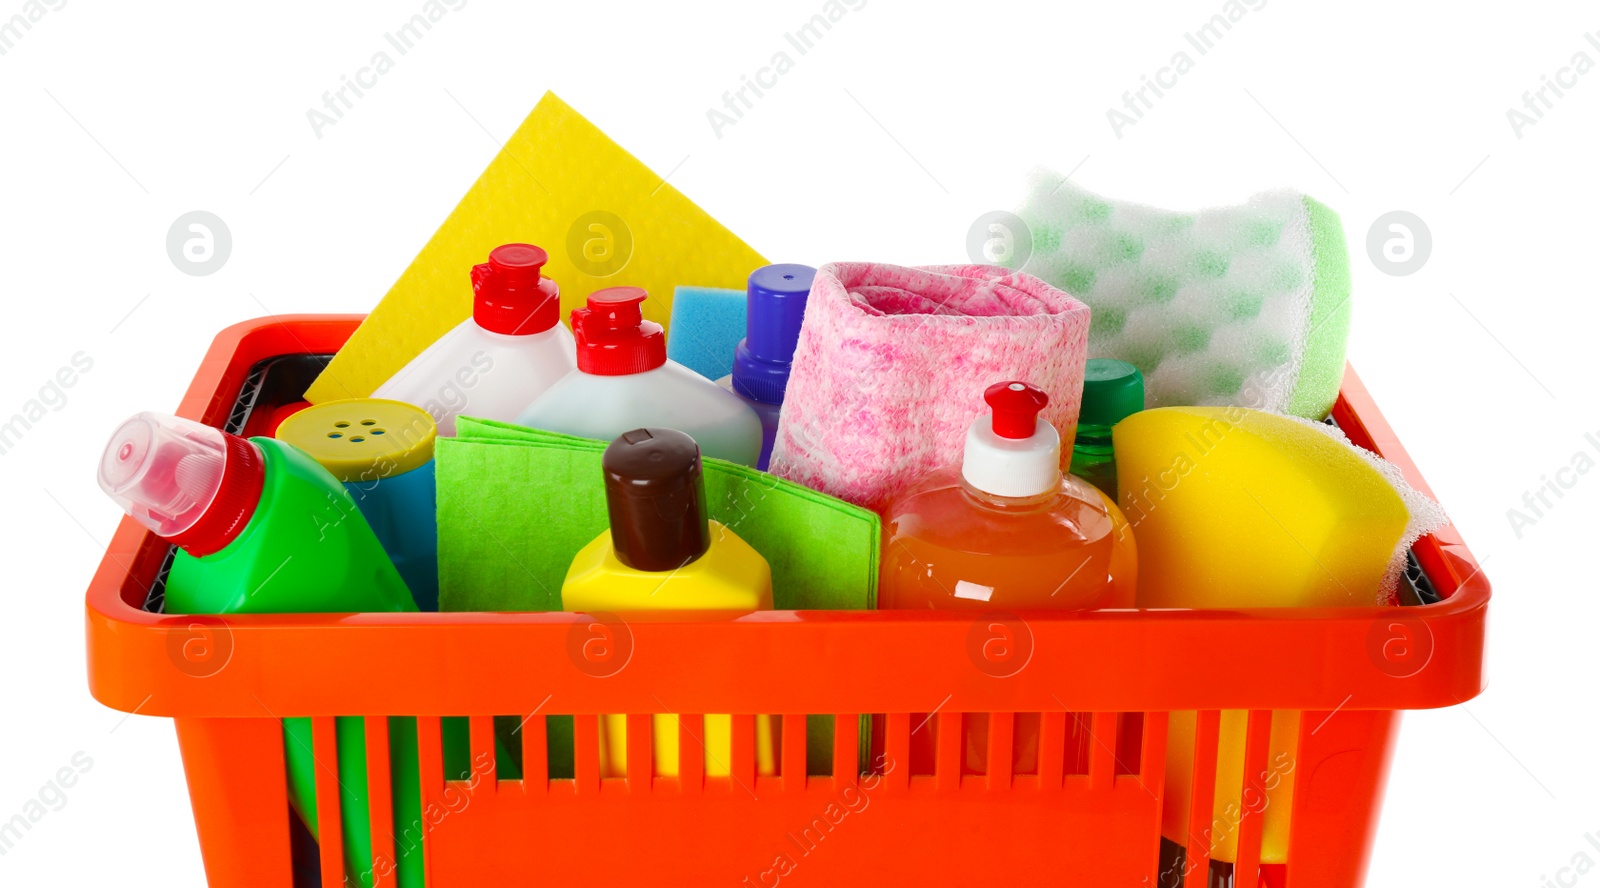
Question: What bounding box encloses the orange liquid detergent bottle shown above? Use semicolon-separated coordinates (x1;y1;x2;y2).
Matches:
878;381;1136;774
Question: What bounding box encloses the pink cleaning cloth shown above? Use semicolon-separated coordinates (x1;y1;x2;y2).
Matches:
769;262;1090;511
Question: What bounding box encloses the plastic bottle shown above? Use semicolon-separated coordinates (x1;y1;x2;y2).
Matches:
878;381;1136;611
561;428;776;778
275;397;440;611
715;263;816;471
516;287;763;467
274;397;513;861
876;382;1137;774
373;243;575;436
1068;358;1144;498
97;412;419;888
99;412;417;614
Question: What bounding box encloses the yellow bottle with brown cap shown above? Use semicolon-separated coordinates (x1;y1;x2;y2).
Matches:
561;427;775;779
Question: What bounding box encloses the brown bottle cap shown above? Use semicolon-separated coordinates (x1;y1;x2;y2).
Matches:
601;428;710;572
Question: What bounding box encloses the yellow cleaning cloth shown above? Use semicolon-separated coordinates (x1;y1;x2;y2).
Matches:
306;91;767;404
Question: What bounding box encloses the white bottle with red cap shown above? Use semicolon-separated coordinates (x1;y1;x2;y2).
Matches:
373;243;575;436
514;287;763;467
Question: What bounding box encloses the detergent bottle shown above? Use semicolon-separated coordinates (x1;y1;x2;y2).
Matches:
374;243;574;436
98;412;416;614
715;263;816;470
97;412;418;888
878;380;1135;612
275;397;440;611
1068;358;1144;499
516;287;763;467
561;427;776;778
876;381;1136;774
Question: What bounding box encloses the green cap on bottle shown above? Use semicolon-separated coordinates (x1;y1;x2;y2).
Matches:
1079;358;1145;428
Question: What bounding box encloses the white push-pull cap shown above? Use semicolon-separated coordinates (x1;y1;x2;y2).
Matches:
99;412;230;538
960;381;1061;498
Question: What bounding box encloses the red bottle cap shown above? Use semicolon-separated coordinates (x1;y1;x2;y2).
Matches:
471;244;561;336
984;381;1050;439
167;434;265;557
572;287;666;375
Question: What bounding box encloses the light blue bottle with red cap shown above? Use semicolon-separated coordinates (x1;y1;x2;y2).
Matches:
717;264;816;471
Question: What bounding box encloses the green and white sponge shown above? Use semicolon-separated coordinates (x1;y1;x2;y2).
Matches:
1011;173;1352;419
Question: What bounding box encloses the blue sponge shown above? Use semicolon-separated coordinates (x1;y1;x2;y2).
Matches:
669;285;747;381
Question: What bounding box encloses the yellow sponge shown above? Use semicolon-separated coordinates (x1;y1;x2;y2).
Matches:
1114;406;1410;609
1117;407;1412;866
306;92;767;404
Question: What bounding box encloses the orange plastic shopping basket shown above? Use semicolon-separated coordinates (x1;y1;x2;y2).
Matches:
85;315;1489;888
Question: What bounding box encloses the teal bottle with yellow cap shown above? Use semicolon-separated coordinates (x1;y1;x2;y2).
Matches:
277;398;440;610
274;398;437;888
277;397;527;887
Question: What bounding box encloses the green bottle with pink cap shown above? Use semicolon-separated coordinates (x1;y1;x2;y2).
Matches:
97;412;418;888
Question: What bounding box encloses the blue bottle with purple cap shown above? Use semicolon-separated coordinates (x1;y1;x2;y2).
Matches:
717;263;816;471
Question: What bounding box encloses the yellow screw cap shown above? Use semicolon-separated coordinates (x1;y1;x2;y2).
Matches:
274;398;436;483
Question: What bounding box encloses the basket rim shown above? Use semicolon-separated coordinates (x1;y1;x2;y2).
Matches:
83;315;1490;718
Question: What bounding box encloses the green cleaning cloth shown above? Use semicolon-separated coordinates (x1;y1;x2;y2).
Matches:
436;417;881;777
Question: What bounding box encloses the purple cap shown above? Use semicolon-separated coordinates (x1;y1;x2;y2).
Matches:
731;264;815;405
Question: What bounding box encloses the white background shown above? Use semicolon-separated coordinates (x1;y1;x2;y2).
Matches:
0;1;1594;885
